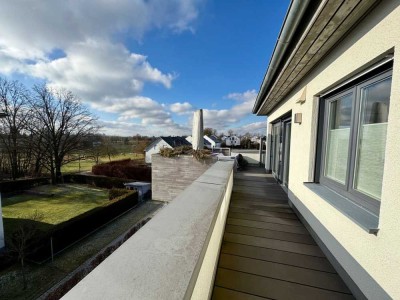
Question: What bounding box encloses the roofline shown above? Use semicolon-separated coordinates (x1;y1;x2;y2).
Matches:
252;0;312;114
144;137;162;151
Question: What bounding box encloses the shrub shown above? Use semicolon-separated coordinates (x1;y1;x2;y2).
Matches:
92;159;151;181
159;146;212;160
108;188;128;200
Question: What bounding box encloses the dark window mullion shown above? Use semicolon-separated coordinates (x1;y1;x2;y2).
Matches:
346;87;359;191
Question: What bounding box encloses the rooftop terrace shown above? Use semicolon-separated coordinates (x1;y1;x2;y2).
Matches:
63;163;353;299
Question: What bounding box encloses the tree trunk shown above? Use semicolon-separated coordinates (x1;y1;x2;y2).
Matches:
21;257;27;290
50;159;56;185
55;161;63;184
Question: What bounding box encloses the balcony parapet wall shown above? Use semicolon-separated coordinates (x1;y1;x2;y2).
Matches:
152;154;216;202
62;161;234;300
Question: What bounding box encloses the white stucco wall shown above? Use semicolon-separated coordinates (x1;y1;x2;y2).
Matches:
265;1;400;298
145;139;171;164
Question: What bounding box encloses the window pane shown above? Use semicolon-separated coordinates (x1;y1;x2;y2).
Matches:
324;93;353;184
354;77;391;200
272;124;281;174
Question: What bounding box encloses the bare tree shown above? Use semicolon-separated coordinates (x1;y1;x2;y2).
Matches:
7;210;43;290
204;127;217;137
0;78;32;179
102;135;118;161
30;85;98;184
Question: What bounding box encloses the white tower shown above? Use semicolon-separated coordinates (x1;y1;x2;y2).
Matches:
192;109;204;150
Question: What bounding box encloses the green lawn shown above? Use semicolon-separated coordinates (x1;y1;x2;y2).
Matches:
61;153;144;173
2;184;109;233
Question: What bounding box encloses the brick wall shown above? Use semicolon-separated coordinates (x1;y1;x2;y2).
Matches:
152;154;216;202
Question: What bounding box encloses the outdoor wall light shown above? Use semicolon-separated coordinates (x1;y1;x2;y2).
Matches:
294;113;302;124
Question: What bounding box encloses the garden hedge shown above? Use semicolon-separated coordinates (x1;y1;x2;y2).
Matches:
92;159;151;181
28;190;139;262
63;174;128;189
0;177;50;193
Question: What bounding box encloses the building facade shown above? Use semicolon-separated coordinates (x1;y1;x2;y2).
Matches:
224;135;241;147
253;0;400;299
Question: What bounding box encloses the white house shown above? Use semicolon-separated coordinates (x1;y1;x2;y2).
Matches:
145;136;191;164
203;135;221;149
253;0;400;298
185;136;212;149
224;135;240;147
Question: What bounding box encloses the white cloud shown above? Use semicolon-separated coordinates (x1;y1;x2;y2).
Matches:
0;2;265;137
26;40;174;103
225;89;257;102
99;120;190;137
234;121;267;135
203;89;257;129
170;102;194;115
0;0;202;136
0;1;200;61
0;1;185;97
93;96;173;126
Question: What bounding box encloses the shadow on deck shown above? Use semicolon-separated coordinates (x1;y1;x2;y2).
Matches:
212;166;354;300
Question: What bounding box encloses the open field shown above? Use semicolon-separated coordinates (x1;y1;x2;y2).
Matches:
61;153;144;173
2;184;109;233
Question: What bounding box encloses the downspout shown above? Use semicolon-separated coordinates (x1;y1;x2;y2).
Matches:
253;0;311;114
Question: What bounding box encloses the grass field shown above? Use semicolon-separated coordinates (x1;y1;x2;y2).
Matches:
61;153;144;173
2;184;109;232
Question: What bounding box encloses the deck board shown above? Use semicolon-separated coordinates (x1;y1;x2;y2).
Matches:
228;212;303;226
212;167;354;299
229;206;298;219
227;219;309;235
214;269;354;300
225;224;316;245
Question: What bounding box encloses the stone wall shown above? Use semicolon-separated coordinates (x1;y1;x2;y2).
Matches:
152;154;216;202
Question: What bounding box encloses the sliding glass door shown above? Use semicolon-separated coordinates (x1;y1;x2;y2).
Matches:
271;116;292;188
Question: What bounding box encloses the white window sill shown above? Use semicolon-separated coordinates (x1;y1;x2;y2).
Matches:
304;183;379;234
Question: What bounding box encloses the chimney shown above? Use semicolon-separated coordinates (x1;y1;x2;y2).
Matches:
192;109;204;150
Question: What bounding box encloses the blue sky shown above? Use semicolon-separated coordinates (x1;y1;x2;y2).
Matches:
0;0;289;136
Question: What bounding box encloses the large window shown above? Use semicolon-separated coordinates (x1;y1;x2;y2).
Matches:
319;69;392;214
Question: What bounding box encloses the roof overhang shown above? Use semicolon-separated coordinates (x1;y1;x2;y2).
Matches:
253;0;379;116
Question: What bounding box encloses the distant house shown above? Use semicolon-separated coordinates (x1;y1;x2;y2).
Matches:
203;135;222;149
224;135;240;147
250;136;261;144
185;136;212;149
145;136;191;163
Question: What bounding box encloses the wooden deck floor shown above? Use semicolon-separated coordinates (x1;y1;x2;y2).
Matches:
212;167;354;300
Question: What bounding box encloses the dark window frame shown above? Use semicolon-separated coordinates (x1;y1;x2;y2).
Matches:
317;66;392;216
270;112;292;184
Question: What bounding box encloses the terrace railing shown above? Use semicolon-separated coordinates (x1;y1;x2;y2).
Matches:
62;161;234;299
